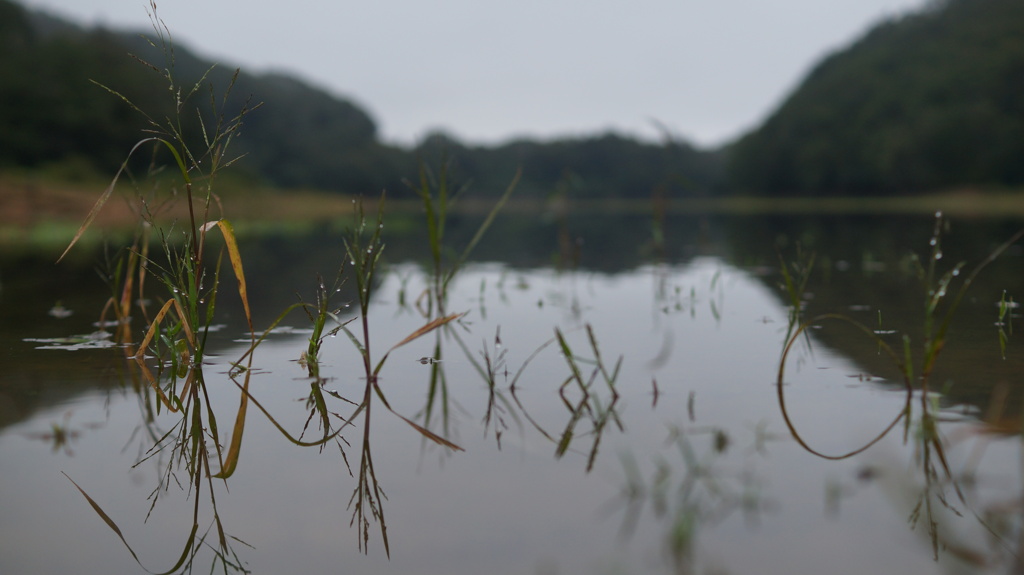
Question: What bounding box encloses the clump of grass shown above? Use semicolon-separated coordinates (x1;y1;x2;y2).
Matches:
334;195;467;556
406;159;520;436
775;212;1024;564
553;324;623;472
58;0;258;365
906;213;1024;394
495;322;624;472
298;270;349;378
776;213;1024;459
409;159;520;312
59;4;535;564
58;4;259;572
611;424;768;574
777;242;815;342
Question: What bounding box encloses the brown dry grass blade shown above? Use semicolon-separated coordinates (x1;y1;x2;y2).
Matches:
132;357;182;413
369;381;464;451
64;472;201;575
62;472;144;566
206;219;253;335
57;137;163;263
133;298;175;358
133;298;194;360
212;370;250;479
373;313;465;375
392;313;465;349
229;376;345;447
388;401;464;451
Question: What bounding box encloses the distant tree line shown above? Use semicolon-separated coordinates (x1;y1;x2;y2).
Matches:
0;0;723;200
4;0;1024;199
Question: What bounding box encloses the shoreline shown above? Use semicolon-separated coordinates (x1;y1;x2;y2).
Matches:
3;173;1022;248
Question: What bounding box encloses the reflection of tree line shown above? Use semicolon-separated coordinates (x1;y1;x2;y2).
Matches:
607;216;1024;573
740;214;1024;418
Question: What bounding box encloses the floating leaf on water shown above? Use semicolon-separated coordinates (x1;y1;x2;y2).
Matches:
47;303;73;319
25;331;115;350
93;318;130;328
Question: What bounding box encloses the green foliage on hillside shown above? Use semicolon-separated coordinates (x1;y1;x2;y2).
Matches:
728;0;1024;196
7;0;1024;200
0;0;722;200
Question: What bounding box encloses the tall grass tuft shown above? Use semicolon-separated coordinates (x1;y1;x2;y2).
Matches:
58;0;258;364
406;159;520;436
58;4;259;571
336;195;467;556
775;213;1024;459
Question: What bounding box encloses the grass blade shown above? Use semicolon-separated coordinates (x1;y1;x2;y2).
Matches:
62;472;144;566
212;369;251;479
57;138;155;263
207;219;253;335
373;313;465;376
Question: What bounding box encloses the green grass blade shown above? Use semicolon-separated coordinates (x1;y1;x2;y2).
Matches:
445;168;522;288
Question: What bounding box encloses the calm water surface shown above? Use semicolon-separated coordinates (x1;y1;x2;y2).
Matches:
1;213;1023;574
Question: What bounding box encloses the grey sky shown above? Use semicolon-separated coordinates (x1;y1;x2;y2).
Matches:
21;0;927;147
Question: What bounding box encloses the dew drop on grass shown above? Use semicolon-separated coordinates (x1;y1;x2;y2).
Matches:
934;250;943;260
929;238;938;246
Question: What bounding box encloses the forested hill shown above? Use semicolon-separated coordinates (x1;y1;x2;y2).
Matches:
0;0;723;199
0;0;409;194
8;0;1019;200
727;0;1024;196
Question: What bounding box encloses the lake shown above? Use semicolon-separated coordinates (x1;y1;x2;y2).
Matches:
2;209;1023;575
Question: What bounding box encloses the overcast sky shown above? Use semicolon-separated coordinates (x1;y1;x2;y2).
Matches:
21;0;927;147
